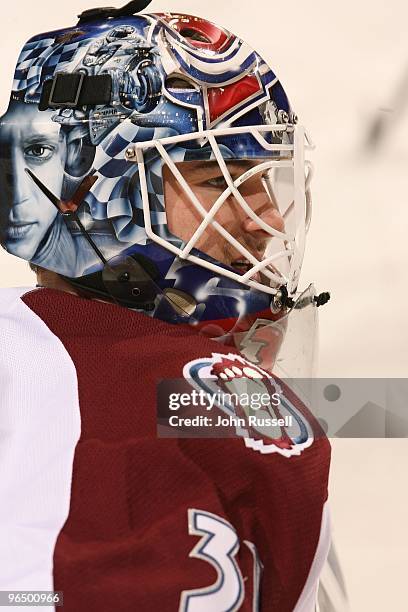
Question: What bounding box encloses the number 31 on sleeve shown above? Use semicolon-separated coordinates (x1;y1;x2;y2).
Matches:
179;509;263;612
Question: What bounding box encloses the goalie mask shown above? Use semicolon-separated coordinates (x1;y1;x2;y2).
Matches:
0;0;329;376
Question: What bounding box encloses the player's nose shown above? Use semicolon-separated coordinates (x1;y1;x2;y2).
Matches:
11;147;31;206
0;145;30;213
242;208;285;235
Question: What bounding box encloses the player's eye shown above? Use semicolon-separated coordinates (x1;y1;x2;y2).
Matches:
24;144;55;162
204;175;229;189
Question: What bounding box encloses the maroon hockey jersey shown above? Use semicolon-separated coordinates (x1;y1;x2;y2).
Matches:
0;286;330;611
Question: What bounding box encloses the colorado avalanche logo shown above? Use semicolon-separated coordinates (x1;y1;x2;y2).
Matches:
156;13;278;131
183;353;314;457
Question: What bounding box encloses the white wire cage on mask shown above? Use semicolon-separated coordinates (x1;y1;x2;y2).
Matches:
126;124;314;296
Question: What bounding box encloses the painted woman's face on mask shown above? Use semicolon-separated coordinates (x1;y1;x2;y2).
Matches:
0;101;67;260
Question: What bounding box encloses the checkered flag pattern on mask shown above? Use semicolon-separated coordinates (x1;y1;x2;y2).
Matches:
12;37;89;99
83;121;182;244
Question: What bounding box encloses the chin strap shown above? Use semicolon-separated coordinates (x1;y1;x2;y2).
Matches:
77;0;153;24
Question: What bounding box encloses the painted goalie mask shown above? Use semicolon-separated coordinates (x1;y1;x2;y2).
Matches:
0;1;329;376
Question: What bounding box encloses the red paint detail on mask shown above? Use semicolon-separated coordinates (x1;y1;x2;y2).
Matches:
207;75;261;123
157;13;231;51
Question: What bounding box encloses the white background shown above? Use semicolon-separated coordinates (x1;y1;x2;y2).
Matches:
0;1;407;610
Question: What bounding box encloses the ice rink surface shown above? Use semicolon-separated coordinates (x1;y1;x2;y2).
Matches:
0;1;407;609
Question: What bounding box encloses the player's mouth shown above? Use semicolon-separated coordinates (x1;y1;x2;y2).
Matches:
6;222;36;240
230;258;262;283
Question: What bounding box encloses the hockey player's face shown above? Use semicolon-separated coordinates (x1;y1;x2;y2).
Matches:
0;102;67;260
164;159;285;273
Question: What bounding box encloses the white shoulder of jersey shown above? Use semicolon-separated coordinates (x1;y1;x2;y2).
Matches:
0;285;81;592
0;285;36;307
